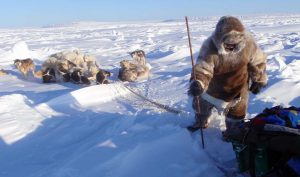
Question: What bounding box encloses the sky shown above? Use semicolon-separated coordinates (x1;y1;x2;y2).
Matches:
0;0;299;27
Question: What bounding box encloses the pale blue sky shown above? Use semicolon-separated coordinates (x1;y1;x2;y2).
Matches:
0;0;299;27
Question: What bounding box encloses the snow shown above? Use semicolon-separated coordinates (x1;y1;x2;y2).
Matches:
1;14;300;177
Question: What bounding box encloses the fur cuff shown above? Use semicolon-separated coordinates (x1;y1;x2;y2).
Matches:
201;92;229;110
195;80;205;90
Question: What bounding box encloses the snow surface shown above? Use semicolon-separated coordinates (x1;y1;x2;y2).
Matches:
1;14;300;177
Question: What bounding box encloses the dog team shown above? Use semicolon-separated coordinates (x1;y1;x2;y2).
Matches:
1;49;150;85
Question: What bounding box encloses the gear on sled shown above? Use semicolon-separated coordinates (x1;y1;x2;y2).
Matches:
227;106;300;177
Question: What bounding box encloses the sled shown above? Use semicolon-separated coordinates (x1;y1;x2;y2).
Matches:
228;106;300;177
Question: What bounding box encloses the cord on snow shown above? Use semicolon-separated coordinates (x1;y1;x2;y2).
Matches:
121;83;187;115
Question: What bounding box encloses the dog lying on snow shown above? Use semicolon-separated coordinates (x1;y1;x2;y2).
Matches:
35;57;74;83
42;67;56;83
96;69;112;84
118;59;150;82
50;50;99;79
84;60;100;81
37;49;111;84
118;50;150;82
14;58;35;79
70;67;111;85
70;68;91;85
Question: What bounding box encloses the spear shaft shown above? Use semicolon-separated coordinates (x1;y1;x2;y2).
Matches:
185;16;205;149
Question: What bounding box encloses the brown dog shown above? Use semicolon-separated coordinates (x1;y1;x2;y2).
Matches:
118;59;150;82
118;60;138;82
0;69;7;76
14;58;35;79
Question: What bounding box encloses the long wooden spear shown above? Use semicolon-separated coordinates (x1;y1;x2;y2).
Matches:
185;16;205;149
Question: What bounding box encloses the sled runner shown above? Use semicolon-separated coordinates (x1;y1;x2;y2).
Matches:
227;106;300;177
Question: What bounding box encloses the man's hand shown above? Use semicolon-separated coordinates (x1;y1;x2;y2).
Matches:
188;80;204;96
250;82;265;94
